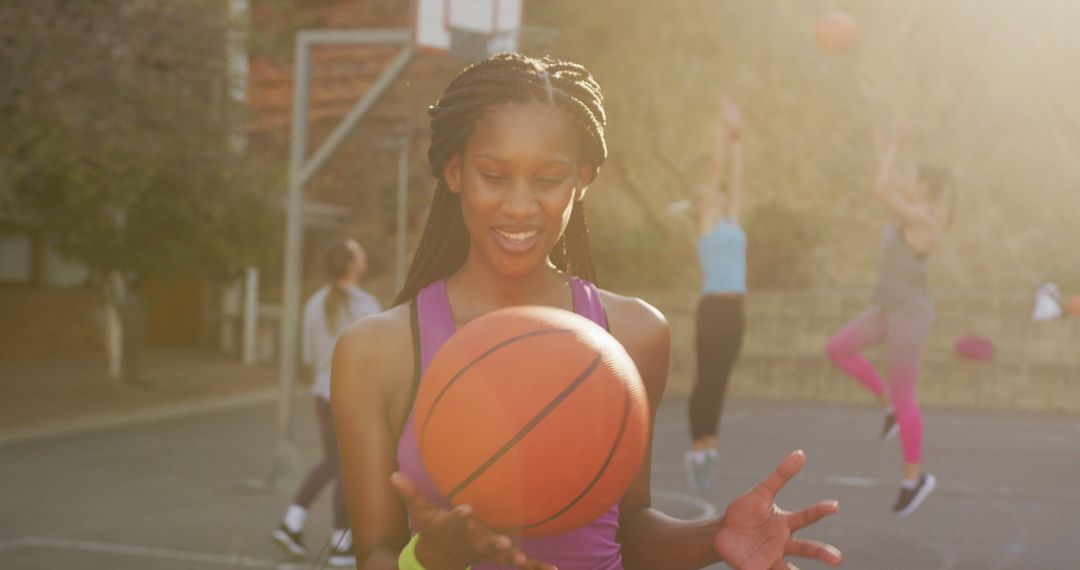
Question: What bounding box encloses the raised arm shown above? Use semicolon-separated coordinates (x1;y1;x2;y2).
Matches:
718;96;743;220
699;118;729;234
872;128;932;227
700;95;743;233
726;126;744;221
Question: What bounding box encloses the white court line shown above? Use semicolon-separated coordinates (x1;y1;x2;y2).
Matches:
653;482;961;570
824;475;880;488
0;390;278;447
653;489;718;521
12;536;280;568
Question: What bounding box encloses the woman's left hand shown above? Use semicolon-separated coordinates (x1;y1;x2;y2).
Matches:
713;451;843;570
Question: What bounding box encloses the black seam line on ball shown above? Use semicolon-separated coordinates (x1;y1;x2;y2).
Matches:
510;384;632;533
419;328;573;444
445;351;603;503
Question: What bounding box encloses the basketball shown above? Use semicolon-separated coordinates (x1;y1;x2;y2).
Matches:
414;305;651;537
816;10;859;54
1065;295;1080;316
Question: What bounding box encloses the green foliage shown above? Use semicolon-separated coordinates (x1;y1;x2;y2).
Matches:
591;221;698;290
1;1;280;281
1044;265;1080;296
8;111;281;279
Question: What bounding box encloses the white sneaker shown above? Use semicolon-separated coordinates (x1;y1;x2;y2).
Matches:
684;450;714;492
271;524;306;558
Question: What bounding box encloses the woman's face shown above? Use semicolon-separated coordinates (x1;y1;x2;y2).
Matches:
444;100;593;278
900;168;930;204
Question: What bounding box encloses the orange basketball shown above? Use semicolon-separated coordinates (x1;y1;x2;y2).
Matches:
414;306;650;537
816;10;859;54
1065;295;1080;316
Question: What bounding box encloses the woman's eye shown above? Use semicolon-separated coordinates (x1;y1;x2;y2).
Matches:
537;177;566;187
482;172;508;183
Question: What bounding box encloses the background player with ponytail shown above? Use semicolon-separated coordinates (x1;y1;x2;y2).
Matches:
273;239;380;566
825;118;955;517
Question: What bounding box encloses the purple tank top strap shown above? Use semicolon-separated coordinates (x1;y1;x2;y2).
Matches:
570;276;608;330
416;279;456;371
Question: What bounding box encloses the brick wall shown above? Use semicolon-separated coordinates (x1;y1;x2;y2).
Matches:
247;0;456;136
647;289;1080;413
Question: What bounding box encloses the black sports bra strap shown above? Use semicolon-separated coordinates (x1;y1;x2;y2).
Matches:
407;299;422;414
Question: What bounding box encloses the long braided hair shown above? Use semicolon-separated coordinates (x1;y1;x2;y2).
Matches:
394;53;608;305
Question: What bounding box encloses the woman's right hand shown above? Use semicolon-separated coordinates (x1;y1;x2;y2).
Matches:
390;472;556;570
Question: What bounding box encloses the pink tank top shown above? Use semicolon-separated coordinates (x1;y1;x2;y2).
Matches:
396;277;624;570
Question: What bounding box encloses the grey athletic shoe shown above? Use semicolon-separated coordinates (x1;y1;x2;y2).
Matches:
684;450;714;492
272;524;306;558
893;473;937;517
881;411;899;441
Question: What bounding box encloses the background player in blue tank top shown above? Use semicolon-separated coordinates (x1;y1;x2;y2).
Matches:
686;94;749;492
330;54;841;570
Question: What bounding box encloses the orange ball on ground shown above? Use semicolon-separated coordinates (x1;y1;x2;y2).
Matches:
1065;295;1080;316
817;10;859;54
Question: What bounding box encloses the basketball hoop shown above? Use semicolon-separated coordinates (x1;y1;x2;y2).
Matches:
415;0;529;61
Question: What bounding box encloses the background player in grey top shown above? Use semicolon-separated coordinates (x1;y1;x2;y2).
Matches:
273;239;381;566
826;119;954;517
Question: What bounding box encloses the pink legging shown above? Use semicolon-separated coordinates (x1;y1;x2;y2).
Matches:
826;307;934;463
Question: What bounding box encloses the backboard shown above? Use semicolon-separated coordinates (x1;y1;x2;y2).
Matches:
414;0;523;59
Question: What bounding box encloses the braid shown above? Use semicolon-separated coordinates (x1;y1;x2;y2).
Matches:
551;201;597;283
395;53;607;305
393;182;468;305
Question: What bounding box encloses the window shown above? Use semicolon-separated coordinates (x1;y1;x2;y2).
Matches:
43;246;89;287
0;232;34;284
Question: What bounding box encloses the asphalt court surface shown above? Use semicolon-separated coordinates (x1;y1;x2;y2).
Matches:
2;396;1077;569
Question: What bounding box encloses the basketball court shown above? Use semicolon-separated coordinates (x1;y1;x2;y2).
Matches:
5;1;1077;569
2;396;1077;569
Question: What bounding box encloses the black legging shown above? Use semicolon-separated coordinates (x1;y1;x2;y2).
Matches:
689;295;745;440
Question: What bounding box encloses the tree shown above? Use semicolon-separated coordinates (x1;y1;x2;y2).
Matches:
1;0;279;380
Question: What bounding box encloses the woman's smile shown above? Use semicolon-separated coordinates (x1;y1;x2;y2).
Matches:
492;226;542;255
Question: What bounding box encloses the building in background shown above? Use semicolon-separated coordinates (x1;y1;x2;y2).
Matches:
1;0;481;362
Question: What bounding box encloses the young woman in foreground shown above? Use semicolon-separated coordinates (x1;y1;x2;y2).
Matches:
332;53;842;570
